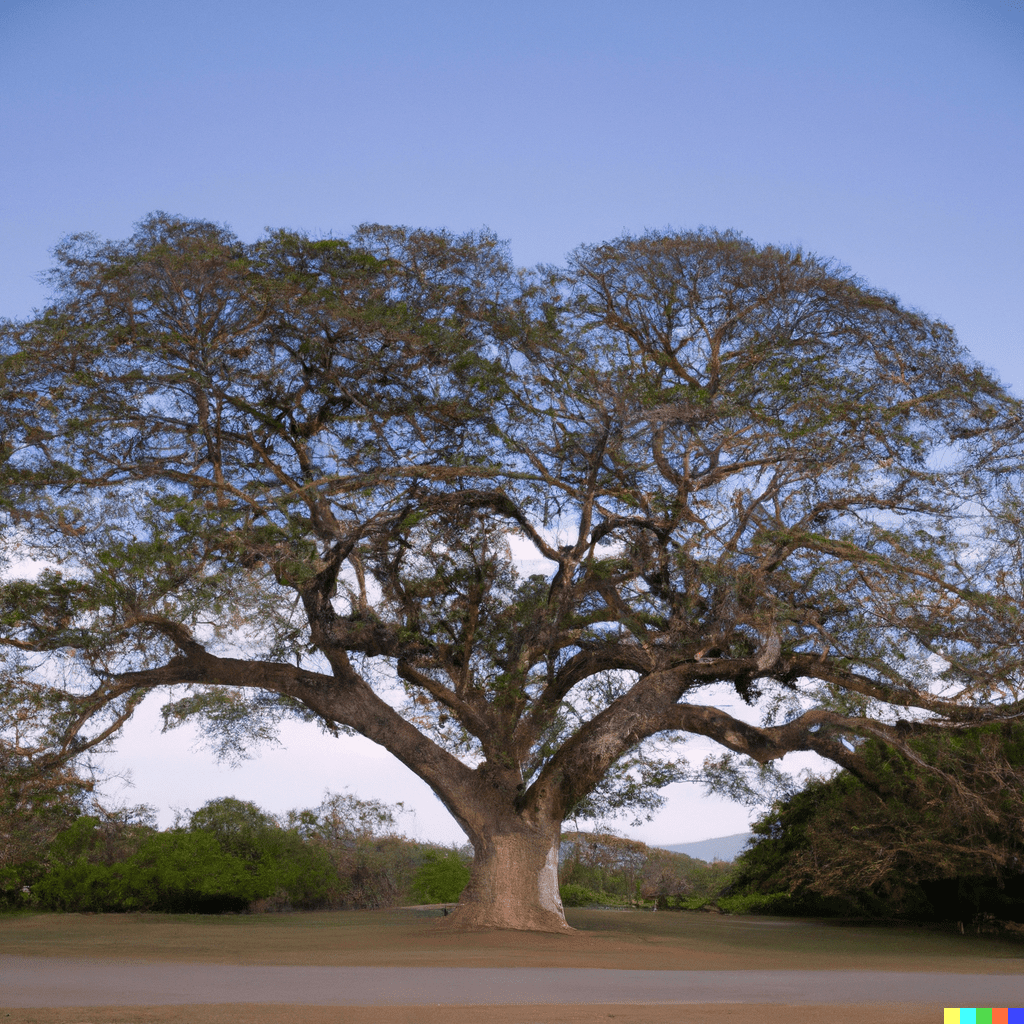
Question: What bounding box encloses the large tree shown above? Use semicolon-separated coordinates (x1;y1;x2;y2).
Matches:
2;215;1022;931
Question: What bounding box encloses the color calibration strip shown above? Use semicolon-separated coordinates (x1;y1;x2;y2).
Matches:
944;1011;1024;1023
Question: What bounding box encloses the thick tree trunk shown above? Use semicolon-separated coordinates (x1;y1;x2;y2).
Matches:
448;820;570;932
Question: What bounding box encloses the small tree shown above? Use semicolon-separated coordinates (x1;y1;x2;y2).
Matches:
286;791;416;908
2;216;1023;931
560;832;648;899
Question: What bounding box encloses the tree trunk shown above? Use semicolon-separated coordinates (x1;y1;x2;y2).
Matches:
448;820;570;932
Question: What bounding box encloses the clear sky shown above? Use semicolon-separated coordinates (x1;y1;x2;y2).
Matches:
1;0;1022;845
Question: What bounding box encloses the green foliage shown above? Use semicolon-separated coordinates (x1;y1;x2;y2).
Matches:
285;790;404;844
0;651;101;903
658;857;734;903
657;894;712;910
31;803;337;913
559;883;602;907
0;777;87;907
47;815;109;866
729;725;1024;922
558;831;734;910
409;849;470;904
716;892;796;915
336;835;426;910
186;797;284;861
15;792;423;914
284;791;420;909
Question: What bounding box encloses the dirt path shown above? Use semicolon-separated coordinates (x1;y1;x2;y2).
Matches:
2;911;1021;1023
0;1003;944;1024
3;956;1023;1008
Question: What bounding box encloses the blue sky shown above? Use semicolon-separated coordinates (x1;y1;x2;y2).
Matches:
2;0;1022;844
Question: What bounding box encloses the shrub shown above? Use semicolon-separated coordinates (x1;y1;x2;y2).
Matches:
559;830;735;909
32;801;343;913
658;894;712;911
409;849;470;903
559;883;602;907
717;892;795;915
18;793;443;914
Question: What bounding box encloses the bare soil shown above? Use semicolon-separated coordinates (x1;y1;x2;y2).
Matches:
1;908;1020;1024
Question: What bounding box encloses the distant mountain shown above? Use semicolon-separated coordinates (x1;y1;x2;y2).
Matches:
658;832;754;863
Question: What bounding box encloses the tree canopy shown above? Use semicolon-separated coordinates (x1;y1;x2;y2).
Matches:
2;213;1023;931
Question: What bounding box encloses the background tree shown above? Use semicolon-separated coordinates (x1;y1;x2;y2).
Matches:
557;831;728;908
2;215;1023;931
730;723;1024;923
0;643;109;900
286;790;421;908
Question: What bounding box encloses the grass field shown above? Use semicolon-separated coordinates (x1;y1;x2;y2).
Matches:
2;909;1022;1024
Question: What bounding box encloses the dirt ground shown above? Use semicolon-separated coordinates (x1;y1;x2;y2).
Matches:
3;908;1022;971
0;1002;940;1024
1;908;1021;1024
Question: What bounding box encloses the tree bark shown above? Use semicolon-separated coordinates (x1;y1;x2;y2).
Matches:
450;817;570;932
